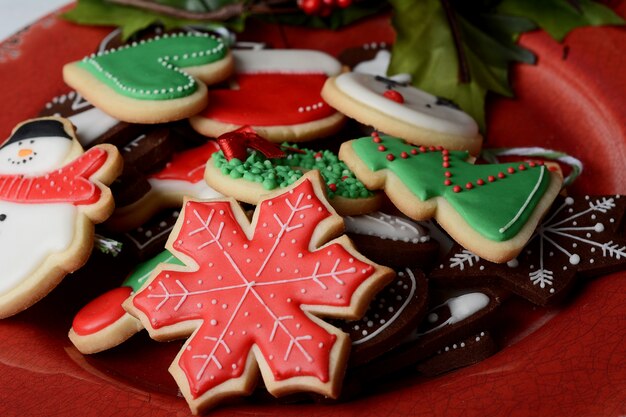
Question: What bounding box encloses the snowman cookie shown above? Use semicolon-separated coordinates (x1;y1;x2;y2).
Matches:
322;72;483;155
190;49;346;142
63;32;234;123
0;117;122;318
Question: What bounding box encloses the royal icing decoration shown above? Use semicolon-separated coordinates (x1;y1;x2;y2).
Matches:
344;211;430;243
331;72;479;137
0;117;121;316
126;174;391;412
76;33;227;100
343;134;559;248
148;141;223;200
433;195;626;305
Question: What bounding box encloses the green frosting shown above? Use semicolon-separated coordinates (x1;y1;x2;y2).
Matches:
213;144;373;200
122;250;183;291
350;135;551;241
77;33;227;100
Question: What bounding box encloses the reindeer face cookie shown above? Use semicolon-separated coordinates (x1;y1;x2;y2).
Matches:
0;117;122;318
322;72;482;154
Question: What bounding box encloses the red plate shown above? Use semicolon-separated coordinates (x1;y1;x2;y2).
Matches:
0;4;625;417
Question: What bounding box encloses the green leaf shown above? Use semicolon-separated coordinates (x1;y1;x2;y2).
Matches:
62;0;238;40
497;0;625;41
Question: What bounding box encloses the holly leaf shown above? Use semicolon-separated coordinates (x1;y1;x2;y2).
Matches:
497;0;625;41
388;0;530;129
62;0;240;40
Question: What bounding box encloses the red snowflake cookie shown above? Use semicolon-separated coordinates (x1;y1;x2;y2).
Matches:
124;172;393;413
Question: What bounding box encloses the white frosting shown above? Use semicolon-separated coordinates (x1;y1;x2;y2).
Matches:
0;136;72;175
68;107;119;146
418;292;490;336
344;211;429;243
353;50;412;84
0;201;75;294
147;178;223;200
333;72;479;137
232;49;342;76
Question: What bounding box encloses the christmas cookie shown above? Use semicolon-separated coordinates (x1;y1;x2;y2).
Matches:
123;171;394;413
0;117;122;318
431;194;626;305
339;134;563;263
322;72;483;154
190;49;345;142
107;141;223;231
344;211;439;269
206;137;382;216
416;330;497;376
69;250;182;354
63;32;234;123
332;268;428;366
119;208;181;261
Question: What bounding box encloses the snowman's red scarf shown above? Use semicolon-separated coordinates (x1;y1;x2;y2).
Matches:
0;147;108;205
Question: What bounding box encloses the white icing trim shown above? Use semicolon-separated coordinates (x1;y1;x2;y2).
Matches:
232;49;342;76
353;268;417;345
499;165;545;234
344;211;429;243
333;72;478;137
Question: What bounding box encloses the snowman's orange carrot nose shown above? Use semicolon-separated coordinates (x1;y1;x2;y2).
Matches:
18;149;32;157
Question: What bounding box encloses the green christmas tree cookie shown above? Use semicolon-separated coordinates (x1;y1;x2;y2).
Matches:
339;134;563;263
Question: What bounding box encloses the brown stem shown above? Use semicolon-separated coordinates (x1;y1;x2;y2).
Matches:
107;0;299;21
440;0;471;84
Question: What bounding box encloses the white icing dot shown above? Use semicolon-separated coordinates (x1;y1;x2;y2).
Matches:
318;342;324;348
428;313;438;323
197;303;203;309
569;254;580;265
594;223;605;232
222;303;228;309
210;319;217;325
362;330;368;336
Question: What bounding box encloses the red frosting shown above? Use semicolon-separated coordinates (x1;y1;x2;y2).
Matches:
72;286;133;336
151;141;219;183
132;178;376;399
0;147;107;205
198;73;336;126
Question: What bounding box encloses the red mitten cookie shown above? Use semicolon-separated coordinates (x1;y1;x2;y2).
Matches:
0;117;122;318
190;49;346;142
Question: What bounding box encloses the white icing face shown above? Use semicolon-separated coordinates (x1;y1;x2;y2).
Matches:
0;136;73;175
333;72;479;137
0;201;76;294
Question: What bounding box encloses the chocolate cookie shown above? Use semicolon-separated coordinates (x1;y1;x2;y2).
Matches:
431;195;626;305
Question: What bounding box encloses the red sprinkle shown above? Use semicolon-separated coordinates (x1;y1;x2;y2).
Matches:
452;185;462;193
328;183;337;192
442;162;450;168
477;178;485;185
488;175;496;182
372;136;382;143
507;167;516;174
519;164;527;171
341;176;349;181
465;182;473;189
442;149;449;156
378;145;386;152
314;152;323;159
444;171;452;178
410;149;418;155
498;172;506;179
419;146;427;152
529;161;537;167
429;146;436;151
444;179;452;186
436;146;444;151
386;154;395;161
400;151;409;159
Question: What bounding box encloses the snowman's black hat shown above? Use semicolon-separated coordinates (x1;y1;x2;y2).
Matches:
3;119;72;149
